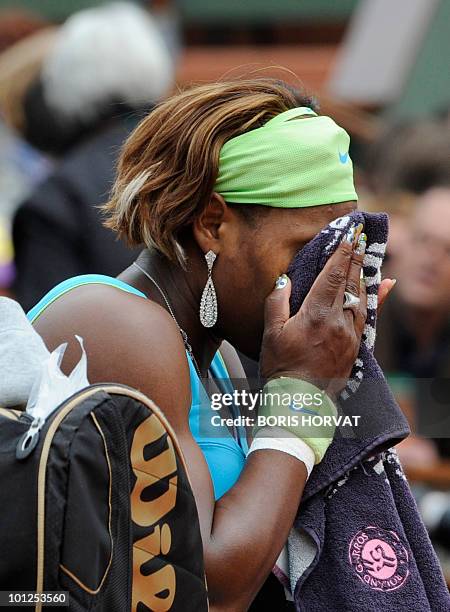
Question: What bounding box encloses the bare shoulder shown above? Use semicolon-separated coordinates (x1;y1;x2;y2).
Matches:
33;284;191;430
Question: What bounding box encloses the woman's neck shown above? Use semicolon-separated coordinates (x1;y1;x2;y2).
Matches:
120;248;221;376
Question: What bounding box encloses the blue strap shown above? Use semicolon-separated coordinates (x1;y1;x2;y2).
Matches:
210;352;249;454
27;274;146;323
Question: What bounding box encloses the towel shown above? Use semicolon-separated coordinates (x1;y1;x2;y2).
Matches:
275;211;450;611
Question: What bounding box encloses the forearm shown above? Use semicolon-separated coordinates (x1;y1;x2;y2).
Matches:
204;450;307;610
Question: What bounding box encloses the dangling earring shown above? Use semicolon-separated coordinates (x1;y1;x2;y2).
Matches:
200;250;218;328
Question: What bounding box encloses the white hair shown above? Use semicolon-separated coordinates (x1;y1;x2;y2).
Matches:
41;2;174;122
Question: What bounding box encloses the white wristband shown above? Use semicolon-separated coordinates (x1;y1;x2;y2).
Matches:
247;426;316;478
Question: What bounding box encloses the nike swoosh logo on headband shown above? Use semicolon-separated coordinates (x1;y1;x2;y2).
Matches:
339;151;349;164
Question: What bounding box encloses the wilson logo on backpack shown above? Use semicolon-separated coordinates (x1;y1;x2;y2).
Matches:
131;414;178;611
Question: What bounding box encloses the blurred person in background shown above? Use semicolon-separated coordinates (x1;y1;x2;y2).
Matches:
365;117;450;465
363;115;450;278
375;187;450;462
0;120;50;294
0;11;55;296
12;2;174;310
366;117;450;197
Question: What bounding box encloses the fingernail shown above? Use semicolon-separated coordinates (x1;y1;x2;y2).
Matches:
391;279;397;289
355;233;367;255
275;274;288;290
343;223;356;244
354;223;364;242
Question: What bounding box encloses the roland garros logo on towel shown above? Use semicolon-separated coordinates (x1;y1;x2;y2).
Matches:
349;526;410;592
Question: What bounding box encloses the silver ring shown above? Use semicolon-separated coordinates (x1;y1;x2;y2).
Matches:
343;291;360;310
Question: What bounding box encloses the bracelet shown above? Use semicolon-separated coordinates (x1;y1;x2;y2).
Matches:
247;426;315;478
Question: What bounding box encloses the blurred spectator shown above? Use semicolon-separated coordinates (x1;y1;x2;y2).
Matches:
375;187;450;459
0;18;56;295
362;190;416;279
0;121;52;293
21;2;173;156
12;2;175;310
365;118;450;196
0;120;50;221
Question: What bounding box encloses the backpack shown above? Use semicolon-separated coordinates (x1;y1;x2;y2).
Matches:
0;383;208;611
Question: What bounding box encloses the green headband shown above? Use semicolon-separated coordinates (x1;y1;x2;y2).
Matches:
214;107;358;208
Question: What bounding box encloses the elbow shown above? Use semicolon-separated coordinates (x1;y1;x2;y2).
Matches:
205;563;264;612
207;590;253;612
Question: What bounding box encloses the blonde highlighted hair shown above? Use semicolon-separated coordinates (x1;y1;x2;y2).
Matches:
103;78;314;264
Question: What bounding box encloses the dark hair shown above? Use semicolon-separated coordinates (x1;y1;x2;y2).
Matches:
23;76;150;155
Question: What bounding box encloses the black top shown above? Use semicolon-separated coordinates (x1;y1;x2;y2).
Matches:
13;117;142;311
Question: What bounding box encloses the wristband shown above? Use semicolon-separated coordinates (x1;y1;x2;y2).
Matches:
247;426;316;477
255;377;337;464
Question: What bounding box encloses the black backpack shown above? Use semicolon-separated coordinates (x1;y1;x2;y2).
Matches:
0;383;208;611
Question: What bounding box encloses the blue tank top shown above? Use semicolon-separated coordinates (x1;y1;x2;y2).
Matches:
27;274;248;500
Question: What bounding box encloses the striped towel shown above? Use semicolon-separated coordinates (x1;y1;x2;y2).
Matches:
274;211;450;611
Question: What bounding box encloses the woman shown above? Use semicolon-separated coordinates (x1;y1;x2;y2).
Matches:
28;79;393;610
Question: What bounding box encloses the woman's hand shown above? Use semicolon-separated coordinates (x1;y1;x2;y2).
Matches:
260;232;368;397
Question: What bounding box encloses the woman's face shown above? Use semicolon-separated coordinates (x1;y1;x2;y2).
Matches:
213;200;357;360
